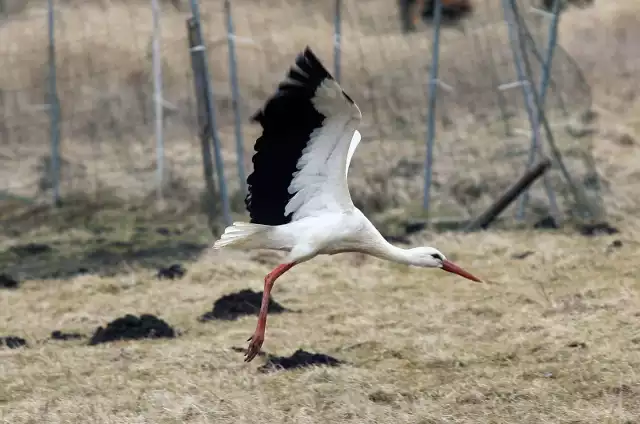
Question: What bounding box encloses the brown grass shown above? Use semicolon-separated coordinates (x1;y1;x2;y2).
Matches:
1;0;640;422
2;223;640;423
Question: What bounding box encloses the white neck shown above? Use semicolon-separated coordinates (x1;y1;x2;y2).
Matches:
369;239;420;266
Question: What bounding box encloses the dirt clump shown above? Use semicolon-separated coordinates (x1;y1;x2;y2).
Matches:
0;336;27;349
198;289;293;322
51;330;84;341
89;314;176;345
0;274;19;289
258;349;344;373
156;264;187;280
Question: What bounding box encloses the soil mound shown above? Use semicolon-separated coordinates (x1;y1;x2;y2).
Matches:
89;314;176;345
156;264;186;280
0;274;19;289
258;349;344;373
51;330;84;341
0;336;27;349
198;289;292;321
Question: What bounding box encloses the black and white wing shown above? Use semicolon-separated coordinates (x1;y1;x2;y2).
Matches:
244;46;363;226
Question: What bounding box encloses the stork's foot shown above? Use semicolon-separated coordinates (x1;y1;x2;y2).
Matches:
245;331;264;362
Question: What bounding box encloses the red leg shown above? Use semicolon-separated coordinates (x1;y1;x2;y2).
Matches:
245;263;295;362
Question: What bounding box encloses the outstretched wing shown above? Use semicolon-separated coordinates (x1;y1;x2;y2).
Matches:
245;46;363;226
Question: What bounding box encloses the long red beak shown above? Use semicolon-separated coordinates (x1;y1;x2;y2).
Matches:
441;259;482;283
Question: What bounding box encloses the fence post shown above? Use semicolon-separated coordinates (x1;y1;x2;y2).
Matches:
188;18;218;231
516;13;569;117
514;0;561;219
151;0;165;204
188;0;232;229
47;0;61;207
333;0;341;83
224;0;246;195
502;0;559;222
510;0;598;220
422;0;442;219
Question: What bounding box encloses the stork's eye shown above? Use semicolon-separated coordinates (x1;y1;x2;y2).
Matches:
430;253;443;261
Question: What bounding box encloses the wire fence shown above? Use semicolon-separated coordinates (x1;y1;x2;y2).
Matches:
0;0;604;231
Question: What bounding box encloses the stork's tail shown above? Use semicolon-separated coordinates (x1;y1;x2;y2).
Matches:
213;222;270;250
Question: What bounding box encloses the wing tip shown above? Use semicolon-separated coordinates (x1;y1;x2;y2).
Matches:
298;46;333;81
300;47;354;106
249;46;333;126
302;45;314;60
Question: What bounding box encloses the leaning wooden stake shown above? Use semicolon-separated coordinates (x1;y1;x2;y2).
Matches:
187;17;218;232
464;157;552;232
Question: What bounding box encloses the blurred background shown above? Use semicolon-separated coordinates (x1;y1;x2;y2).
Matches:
0;0;638;244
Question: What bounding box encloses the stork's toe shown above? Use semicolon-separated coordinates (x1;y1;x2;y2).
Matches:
245;333;264;362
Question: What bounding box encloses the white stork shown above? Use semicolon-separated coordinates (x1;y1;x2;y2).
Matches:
213;46;482;362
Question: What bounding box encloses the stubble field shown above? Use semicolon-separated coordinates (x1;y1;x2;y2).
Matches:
1;0;640;422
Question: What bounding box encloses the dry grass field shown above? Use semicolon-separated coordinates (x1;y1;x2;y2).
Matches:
2;225;639;423
2;0;640;422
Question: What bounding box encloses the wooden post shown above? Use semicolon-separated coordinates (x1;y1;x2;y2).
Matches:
187;17;217;231
464;158;552;232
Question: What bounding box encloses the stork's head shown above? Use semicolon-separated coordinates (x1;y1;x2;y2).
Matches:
409;246;482;282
